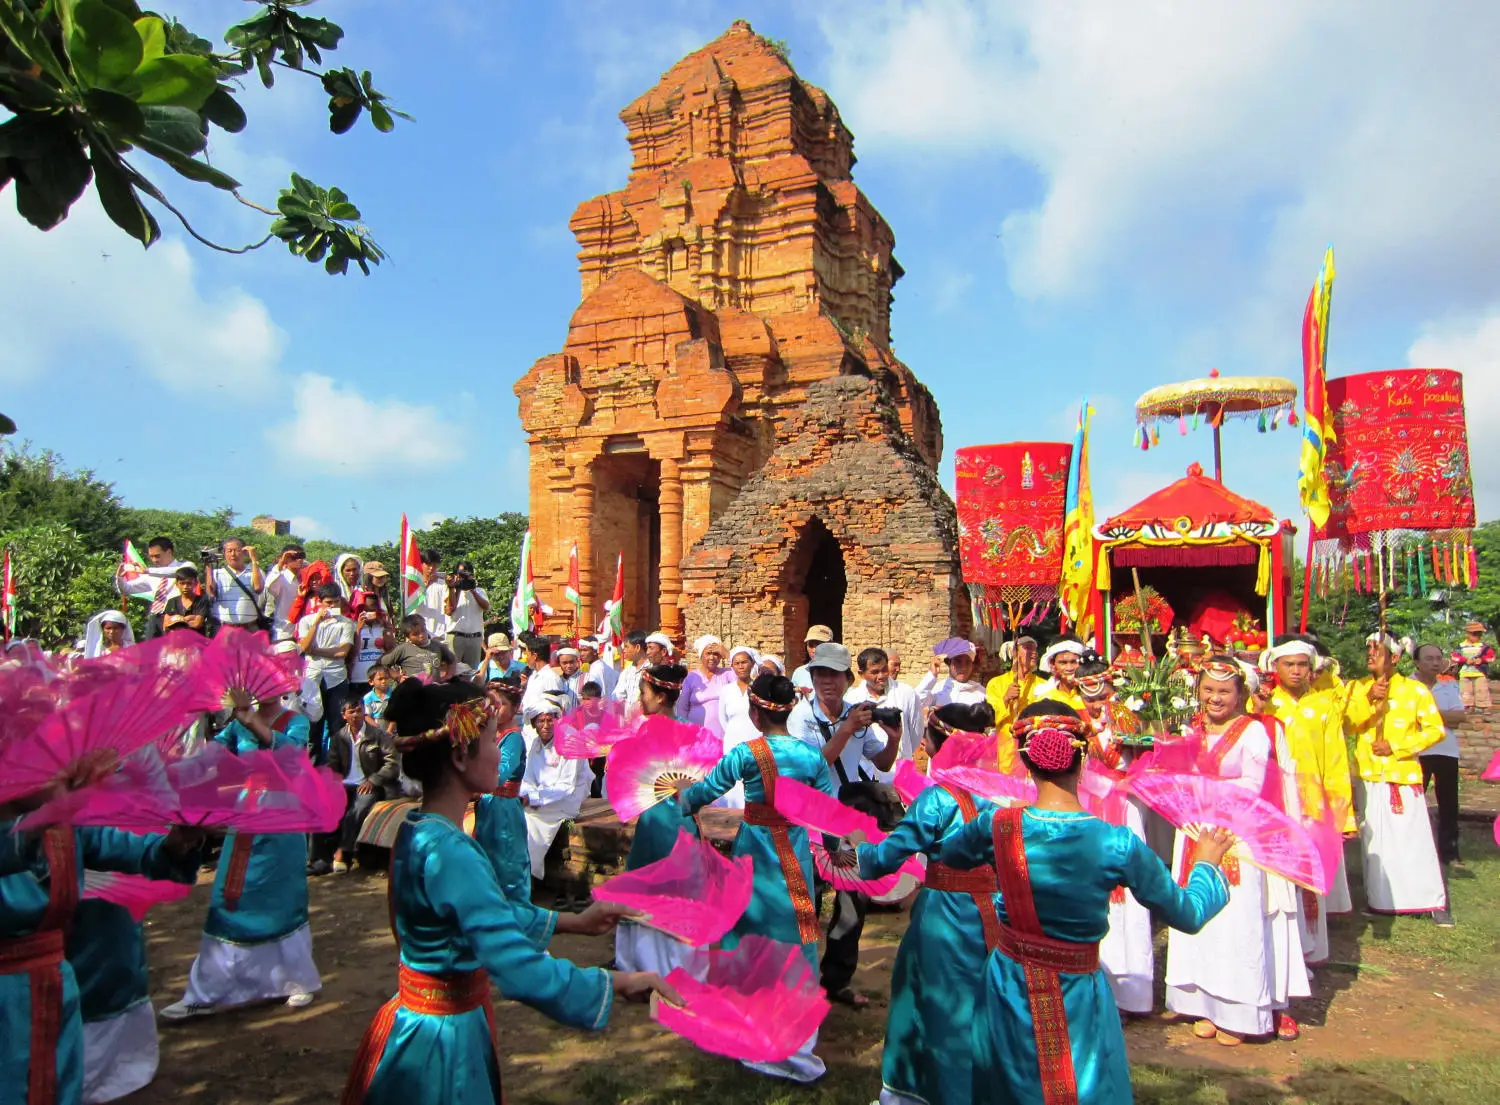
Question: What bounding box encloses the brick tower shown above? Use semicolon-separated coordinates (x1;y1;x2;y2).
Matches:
514;21;965;660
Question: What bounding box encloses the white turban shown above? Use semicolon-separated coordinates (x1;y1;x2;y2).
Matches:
1366;632;1412;657
524;695;564;724
1039;639;1086;674
556;647;580;659
728;644;758;664
646;632;675;656
692;634;723;655
1260;640;1317;671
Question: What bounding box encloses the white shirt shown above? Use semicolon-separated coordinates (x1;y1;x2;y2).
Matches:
1426;679;1464;758
421;579;449;640
521;732;593;819
448;586;488;635
209;565;262;626
339;723;373;786
298;611;356;687
718;681;758;747
611;661;647;712
117;559;193;607
846;680;924;760
791;663;814;692
788;694;890;785
264;567;300;640
350;622;385;683
587;658;619;697
922;676;987;711
522;664;576;716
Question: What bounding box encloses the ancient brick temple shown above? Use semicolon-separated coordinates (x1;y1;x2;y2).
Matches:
513;21;965;660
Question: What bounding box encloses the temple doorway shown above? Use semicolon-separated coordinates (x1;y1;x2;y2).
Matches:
784;516;846;655
591;446;661;630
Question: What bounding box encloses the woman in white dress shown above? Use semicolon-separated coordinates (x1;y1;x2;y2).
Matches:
1165;657;1308;1045
715;646;761;809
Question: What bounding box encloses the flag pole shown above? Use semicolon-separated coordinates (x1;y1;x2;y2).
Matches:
1299;527;1316;633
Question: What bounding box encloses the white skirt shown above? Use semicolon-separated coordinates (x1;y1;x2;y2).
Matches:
524;808;570;879
1358;780;1447;913
182;923;321;1008
1099;801;1154;1013
614;923;695;977
83;1001;158;1104
742;1029;824;1083
1326;850;1353;914
1298;887;1330;965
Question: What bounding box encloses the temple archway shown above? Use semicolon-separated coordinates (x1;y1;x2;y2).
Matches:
783;516;846;657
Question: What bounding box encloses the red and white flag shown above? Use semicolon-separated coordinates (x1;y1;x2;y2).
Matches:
596;553;624;648
1;548;16;643
399;515;425;617
565;542;582;624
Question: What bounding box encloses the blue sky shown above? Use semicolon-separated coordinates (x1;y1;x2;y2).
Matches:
4;0;1498;548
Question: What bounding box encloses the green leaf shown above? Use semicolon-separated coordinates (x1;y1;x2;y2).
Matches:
68;0;144;88
133;143;239;190
126;54;218;109
0;0;72;86
290;173;321;204
82;88;145;136
136;104;206;156
133;15;164;62
11;138;92;229
327;201;359;220
255;49;274;88
329;100;361;134
87;135;157;245
368;102;393;133
201;87;247;134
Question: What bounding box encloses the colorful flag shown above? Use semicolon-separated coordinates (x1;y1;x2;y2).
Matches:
117;539;151;604
565;542;582;623
1298;246;1336;528
399;514;425;616
596;553;624;647
1059;399;1096;636
510;529;539;635
1;548;15;643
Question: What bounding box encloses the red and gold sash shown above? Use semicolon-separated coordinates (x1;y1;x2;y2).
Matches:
931;784;1002;951
492;781;521;799
341;964;497;1105
993;808;1098;1105
744;738;821;945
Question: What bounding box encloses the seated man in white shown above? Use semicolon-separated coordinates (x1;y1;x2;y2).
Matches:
519;694;594;885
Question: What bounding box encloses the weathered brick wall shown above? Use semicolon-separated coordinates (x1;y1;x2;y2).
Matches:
1457;681;1500;772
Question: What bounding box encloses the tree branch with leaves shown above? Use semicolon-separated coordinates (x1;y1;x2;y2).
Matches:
0;0;408;274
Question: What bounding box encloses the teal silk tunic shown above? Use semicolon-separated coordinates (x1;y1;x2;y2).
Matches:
856;785;995;1105
362;812;613;1105
624;798;701;872
0;827;198;1105
204;713;312;945
678;736;835;968
471;727;530;902
940;809;1229;1105
67;899;148;1023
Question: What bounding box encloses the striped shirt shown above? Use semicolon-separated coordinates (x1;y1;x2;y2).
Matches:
209;566;262;626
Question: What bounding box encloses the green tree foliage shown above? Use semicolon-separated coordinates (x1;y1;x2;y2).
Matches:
0;446;125;549
0;521;116;642
1;1;406;273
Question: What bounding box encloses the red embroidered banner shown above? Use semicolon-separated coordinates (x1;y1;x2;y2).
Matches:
1320;369;1474;540
956;443;1071;590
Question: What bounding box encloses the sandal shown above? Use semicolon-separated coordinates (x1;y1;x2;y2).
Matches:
1276;1014;1300;1041
1191;1019;1218;1040
828;988;869;1009
1215;1030;1243;1047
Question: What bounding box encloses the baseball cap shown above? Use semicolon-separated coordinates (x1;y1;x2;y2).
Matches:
362;560;390;581
804;624;834;644
807;642;853;673
487;632;512;649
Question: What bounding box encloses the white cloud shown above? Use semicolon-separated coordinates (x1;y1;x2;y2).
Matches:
267;374;467;474
1407;312;1500;519
418;512;450;530
0;200;286;392
289;515;326;539
818;1;1500;318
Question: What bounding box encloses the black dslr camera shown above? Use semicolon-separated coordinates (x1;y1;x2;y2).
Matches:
869;705;903;728
200;544;222;566
449;568;478;591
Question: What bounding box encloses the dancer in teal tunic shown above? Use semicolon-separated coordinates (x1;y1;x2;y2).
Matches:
344;678;677;1105
1;820;200;1105
68;896;158;1103
163;693;321;1018
676;673;836;1083
850;701;1001;1105
469;676;531;902
939;702;1235;1105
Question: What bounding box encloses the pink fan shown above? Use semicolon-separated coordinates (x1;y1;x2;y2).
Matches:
652;936;831;1062
181;628;300;713
810;841;925;897
928;731;1036;806
605;715;723;822
0;641;206;805
22;743;346;835
594;830;753;945
1127;770;1333;894
1079;759;1128;825
1482;749;1500;782
892;759;934;805
554;700;633;759
771;777;883;841
82;871;193;921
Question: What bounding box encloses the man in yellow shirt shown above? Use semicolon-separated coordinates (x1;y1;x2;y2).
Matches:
1344;633;1449;924
985;635;1040;730
1261;637;1356;962
1029;637;1088;713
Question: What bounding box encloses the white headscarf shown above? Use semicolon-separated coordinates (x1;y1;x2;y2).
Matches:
333;553;363;600
1259;640;1317;671
759;655;785;675
646;632;676;656
692;634;723;656
83;610;134;658
1366;631;1413;657
1039;639;1086;674
728;644;758;664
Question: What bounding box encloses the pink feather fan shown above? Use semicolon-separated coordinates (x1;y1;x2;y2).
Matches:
1482;749;1500;782
604;715;723;821
810;841;925;897
928;730;1037;806
82;871;193;922
0;637;207;805
594;830;753;945
652;936;831;1062
22;742;346;835
892;759;934;806
181;628;300;713
770;777;883;841
1079;758;1128;826
554;700;633;759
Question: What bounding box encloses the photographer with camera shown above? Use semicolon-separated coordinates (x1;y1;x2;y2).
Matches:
204;537;267;633
844;647;923;774
441;558;490;669
263;544;307;641
787;642;901;1010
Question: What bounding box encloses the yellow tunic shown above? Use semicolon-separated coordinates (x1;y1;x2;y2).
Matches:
1343;674;1443;786
985;671;1040;730
1268;687;1356;833
1311;667;1344;694
1026;677;1087;714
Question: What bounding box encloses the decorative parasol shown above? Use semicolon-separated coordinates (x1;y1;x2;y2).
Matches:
955;443;1070;636
1311;369;1476;602
1134;369;1298;481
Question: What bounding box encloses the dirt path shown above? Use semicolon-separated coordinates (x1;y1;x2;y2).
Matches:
134;868;1500;1105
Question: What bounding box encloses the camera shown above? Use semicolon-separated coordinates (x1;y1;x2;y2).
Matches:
449;571;477;591
869;705;903;728
199;544;222;565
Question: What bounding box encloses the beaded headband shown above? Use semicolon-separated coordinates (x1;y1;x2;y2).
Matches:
748;691;793;712
393;698;494;752
1198;660;1243;683
1011;713;1087;738
1075;674;1112;700
641;671;683;692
